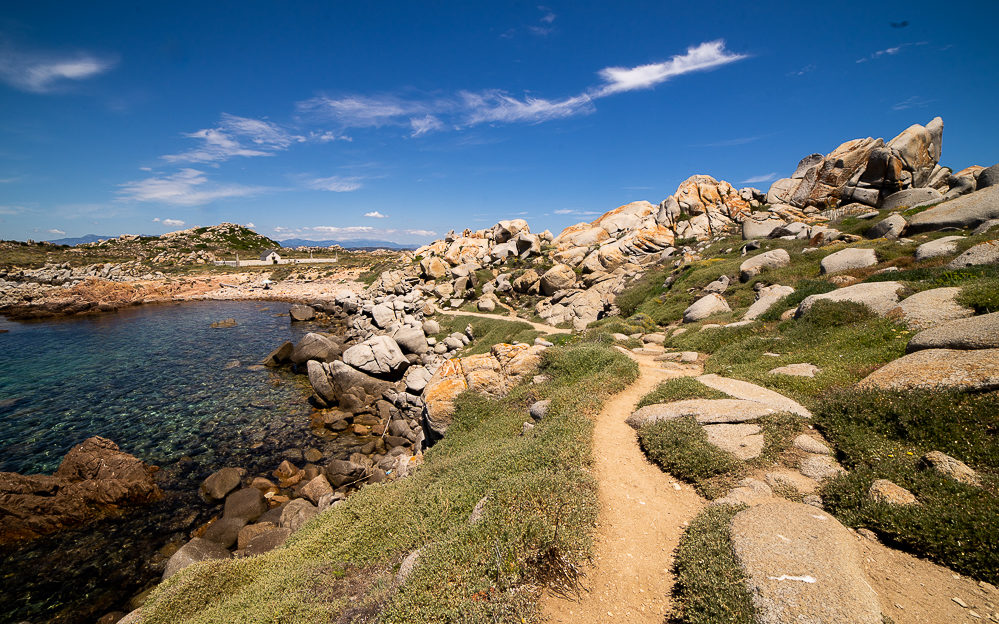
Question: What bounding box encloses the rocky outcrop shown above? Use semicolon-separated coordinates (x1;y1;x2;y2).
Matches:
858;348;999;391
767;117;946;209
0;437;162;543
422;343;546;436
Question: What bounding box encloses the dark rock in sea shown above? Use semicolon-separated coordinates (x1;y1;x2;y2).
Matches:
289;304;316;322
199;467;244;502
210;318;237;328
162;537;231;580
263;341;294;367
0;437;162;544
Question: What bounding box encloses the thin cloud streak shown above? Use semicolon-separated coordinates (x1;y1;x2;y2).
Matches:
593;40;747;96
0;43;116;93
164;113;304;163
741;172;777;184
117;169;271;206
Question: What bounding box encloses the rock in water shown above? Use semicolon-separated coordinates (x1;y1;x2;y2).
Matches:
289;304;316;322
342;335;409;376
0;436;162;544
162;537;231;580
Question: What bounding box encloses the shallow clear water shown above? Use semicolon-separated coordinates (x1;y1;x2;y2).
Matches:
0;301;351;624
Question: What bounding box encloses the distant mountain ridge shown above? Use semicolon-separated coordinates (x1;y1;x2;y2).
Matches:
45;234;117;246
277;238;417;250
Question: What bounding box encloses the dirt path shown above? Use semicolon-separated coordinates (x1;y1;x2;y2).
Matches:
436;309;569;335
542;351;704;623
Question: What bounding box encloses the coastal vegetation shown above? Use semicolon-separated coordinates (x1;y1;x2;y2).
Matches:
138;343;637;623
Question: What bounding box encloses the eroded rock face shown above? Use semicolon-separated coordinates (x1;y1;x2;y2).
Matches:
858;348;999;391
341;335;408;376
0;437;162;544
767;117;944;209
422;343;546;437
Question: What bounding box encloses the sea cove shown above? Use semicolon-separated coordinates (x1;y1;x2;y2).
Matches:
0;301;352;623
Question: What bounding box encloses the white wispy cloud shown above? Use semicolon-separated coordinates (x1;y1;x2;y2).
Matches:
410;114;444;136
118;169;270;206
554;208;601;216
164;113;303;163
741;172;777;184
297;94;431;128
306;176;363;192
594;40;747;96
892;95;933;111
857;41;928;63
245;222;255;228
311;225;376;234
788;64;816;77
295;40;745;135
0;205;25;215
47;228;66;235
0;43;116;93
364;211;388;218
155;218;185;226
460;90;594;124
406;228;437;236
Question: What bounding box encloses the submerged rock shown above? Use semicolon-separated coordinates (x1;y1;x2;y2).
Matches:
0;436;162;544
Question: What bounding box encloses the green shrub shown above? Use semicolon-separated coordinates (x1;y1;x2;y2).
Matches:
797;299;877;328
957;278;999;314
669;505;754;624
815;388;999;583
639;417;740;493
637;378;728;408
756;279;836;322
433;315;541;355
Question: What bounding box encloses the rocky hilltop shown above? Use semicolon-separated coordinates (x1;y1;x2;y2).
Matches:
378;117;977;332
76;222;281;265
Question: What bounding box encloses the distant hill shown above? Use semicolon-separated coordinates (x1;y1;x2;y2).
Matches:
278;238;418;250
45;234;117;246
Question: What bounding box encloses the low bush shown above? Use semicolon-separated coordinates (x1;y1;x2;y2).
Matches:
636;378;728;408
433;315;541;355
638;417;740;493
957;277;999;314
815;388;999;583
756;279;836;322
669;505;754;624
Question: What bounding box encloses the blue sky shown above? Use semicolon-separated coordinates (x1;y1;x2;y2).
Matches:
1;1;997;244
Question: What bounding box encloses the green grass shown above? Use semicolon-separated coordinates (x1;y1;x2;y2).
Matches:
695;301;909;406
956;277;999;313
815;388;999;584
669;505;754;624
756;279;837;322
636;377;728;408
639;417;741;495
433;314;542;355
139;343;638;624
638;412;802;499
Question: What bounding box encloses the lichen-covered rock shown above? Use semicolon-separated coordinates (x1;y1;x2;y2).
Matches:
906;311;999;352
796;281;904;317
421;343;546;437
682;293;731;323
820;247;877;274
947;240;999;268
920;451;981;486
739;249;791;281
858;348;999;391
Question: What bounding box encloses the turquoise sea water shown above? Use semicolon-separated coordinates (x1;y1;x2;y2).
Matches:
0;301;348;624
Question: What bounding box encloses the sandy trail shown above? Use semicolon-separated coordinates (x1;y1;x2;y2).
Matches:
436;309;569;335
543;351;704;623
